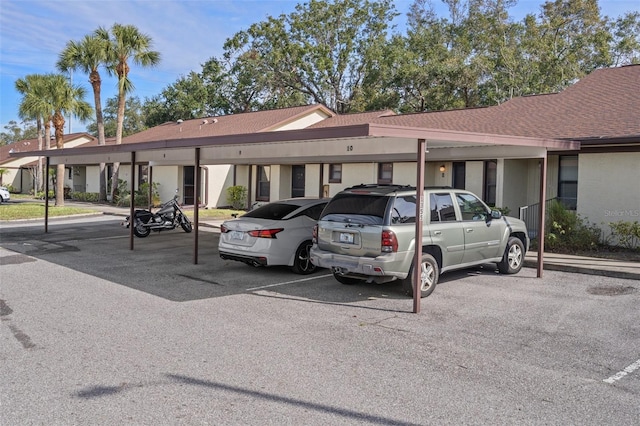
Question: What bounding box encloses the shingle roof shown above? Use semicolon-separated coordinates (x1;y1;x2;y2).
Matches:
0;133;96;164
372;65;640;141
121;104;334;144
307;109;396;128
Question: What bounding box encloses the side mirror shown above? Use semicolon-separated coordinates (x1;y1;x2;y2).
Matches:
490;210;502;220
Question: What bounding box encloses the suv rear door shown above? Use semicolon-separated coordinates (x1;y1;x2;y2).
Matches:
426;192;464;267
316;193;390;257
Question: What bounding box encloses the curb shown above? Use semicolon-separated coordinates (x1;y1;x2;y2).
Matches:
523;259;640;281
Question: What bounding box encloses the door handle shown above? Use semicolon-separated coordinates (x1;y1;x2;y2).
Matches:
433;231;442;236
466;228;474;233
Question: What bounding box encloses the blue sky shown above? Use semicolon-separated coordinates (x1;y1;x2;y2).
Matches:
1;0;637;134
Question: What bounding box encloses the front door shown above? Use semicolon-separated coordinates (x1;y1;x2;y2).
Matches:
292;165;305;198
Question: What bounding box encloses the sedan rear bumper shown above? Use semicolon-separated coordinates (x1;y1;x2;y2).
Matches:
219;251;268;267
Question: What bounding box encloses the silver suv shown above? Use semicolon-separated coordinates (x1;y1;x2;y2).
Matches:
310;184;529;297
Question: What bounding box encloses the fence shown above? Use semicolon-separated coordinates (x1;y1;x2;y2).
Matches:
519;197;577;240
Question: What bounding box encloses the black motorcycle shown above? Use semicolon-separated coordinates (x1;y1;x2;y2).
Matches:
123;193;193;238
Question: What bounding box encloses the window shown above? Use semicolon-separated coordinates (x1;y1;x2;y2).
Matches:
138;165;149;186
297;202;328;221
484;160;497;206
378;163;393;184
391;196;416;224
430;193;457;222
329;164;342;183
456;192;489;221
256;165;270;201
558;155;578;210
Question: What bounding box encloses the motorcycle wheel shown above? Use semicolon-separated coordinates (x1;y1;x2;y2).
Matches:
133;220;151;238
180;216;193;233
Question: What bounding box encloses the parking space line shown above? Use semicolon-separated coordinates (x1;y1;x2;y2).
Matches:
247;274;332;291
603;358;640;384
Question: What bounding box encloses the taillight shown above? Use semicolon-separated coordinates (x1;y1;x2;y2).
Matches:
248;228;284;239
312;225;318;243
220;224;228;233
381;230;398;253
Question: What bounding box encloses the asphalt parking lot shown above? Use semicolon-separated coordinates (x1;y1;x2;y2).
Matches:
1;216;639;425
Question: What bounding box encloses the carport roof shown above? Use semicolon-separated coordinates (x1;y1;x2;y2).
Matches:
10;121;578;166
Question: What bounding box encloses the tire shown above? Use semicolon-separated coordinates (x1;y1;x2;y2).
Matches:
402;253;438;298
497;237;524;274
291;241;317;275
133;220;151;238
180;215;193;233
333;271;362;285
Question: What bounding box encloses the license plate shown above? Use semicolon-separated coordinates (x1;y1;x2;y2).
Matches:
230;230;244;240
339;232;355;244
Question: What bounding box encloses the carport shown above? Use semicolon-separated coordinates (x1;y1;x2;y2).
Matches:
13;122;579;312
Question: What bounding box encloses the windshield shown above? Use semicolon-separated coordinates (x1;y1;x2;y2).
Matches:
243;203;299;220
320;194;389;225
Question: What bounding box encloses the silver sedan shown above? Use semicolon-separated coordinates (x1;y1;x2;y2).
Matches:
219;198;328;274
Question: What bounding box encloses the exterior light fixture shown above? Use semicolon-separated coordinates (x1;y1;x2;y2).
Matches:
439;164;446;178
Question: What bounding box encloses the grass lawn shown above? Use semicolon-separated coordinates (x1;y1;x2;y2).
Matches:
184;208;245;220
0;202;98;220
0;199;245;221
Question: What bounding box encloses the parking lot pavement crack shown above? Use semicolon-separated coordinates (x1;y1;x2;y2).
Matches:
175;274;223;286
357;315;410;332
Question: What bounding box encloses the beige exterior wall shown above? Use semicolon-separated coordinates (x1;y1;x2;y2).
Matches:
393;162;417;185
577;152;640;242
205;165;234;207
323;163;378;197
153;166;179;202
305;164;321;198
465;161;484;196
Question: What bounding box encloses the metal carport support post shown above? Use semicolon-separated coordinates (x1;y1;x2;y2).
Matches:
129;152;136;250
413;139;426;314
537;156;547;277
193;148;200;264
44;156;50;233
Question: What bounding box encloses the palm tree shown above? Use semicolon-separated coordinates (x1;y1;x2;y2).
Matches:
18;74;93;206
15;74;49;192
97;24;160;201
57;34;110;202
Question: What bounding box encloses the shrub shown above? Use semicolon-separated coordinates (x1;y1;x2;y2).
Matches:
4;184;17;193
70;192;100;202
492;206;511;216
134;182;161;207
114;179;130;206
35;190;55;199
226;185;248;210
545;199;601;251
609;220;640;250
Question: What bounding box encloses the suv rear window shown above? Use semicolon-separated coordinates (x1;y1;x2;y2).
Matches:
244;203;298;220
320;194;389;225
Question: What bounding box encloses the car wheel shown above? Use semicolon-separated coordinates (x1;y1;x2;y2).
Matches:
497;237;524;274
291;241;317;275
332;272;362;285
403;253;438;298
133;220;151;238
